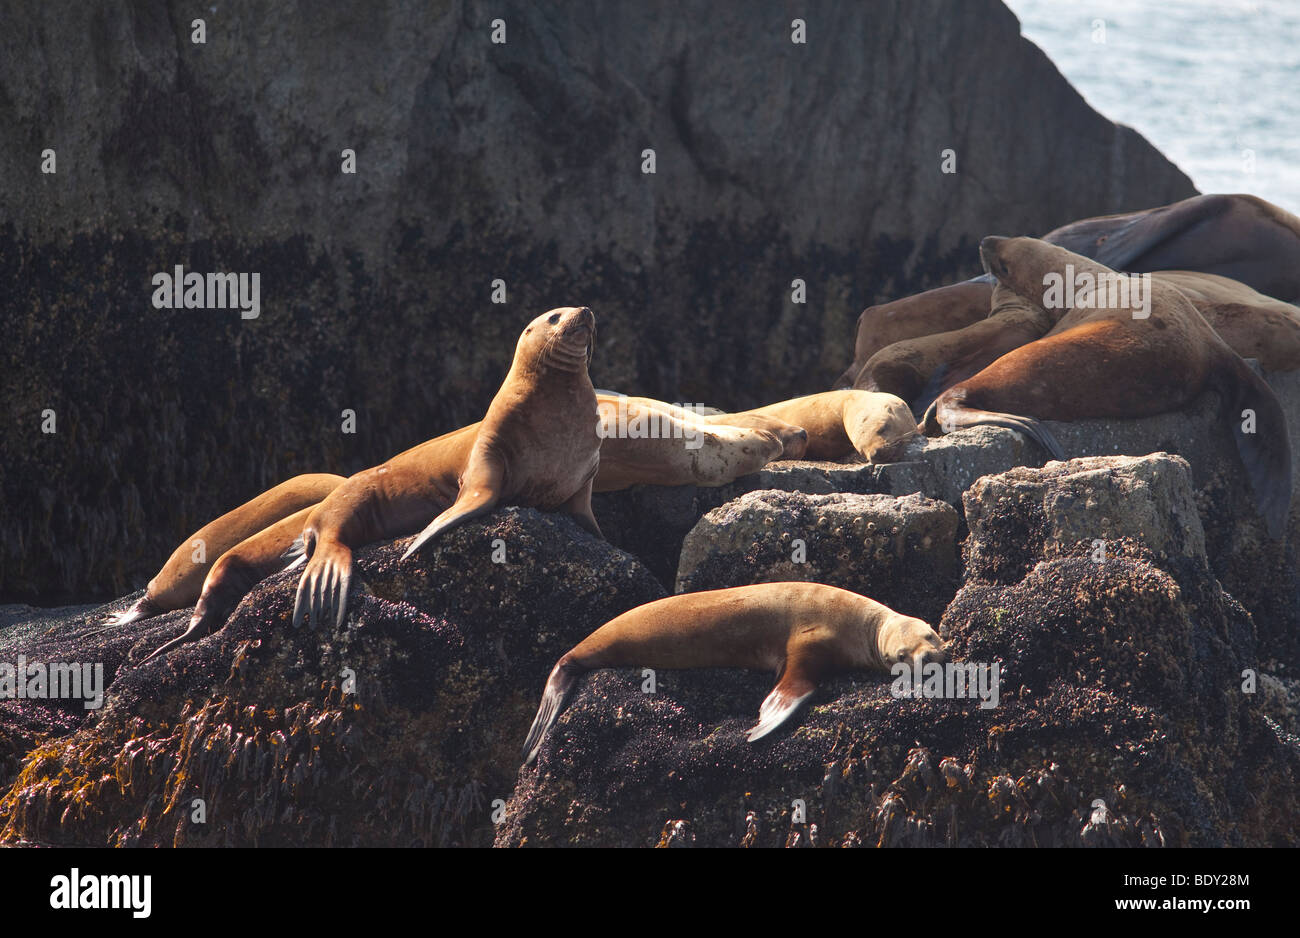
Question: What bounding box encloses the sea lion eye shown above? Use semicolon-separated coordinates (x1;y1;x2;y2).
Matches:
548;313;561;324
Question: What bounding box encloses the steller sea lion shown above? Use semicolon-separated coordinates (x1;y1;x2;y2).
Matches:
593;395;788;491
521;582;946;765
834;281;994;390
100;473;346;627
858;272;1300;412
1040;193;1300;303
141;506;320;660
1148;271;1300;372
705;390;919;463
294;307;603;630
597;394;809;460
129;395;797;657
836;193;1300;391
922;236;1293;537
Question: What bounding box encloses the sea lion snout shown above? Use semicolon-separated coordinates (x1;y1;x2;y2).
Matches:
881;615;947;668
777;425;809;458
559;305;596;342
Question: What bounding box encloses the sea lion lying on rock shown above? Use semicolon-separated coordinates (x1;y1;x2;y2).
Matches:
921;236;1293;538
522;581;945;764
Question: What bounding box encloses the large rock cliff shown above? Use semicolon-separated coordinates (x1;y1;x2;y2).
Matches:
0;0;1195;601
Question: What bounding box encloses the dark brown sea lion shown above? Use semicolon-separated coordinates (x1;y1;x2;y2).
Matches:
837;193;1300;391
922;237;1293;538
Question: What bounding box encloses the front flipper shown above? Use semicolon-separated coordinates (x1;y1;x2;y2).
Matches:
747;670;816;742
559;477;603;540
747;635;849;742
401;452;505;559
921;394;1066;461
292;535;354;630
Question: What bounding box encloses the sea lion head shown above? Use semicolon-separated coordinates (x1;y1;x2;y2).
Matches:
850;391;920;462
518;306;597;374
875;613;947;670
979;235;1011;280
980;236;1115;307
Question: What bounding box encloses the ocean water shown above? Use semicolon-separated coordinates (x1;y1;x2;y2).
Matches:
1003;0;1300;213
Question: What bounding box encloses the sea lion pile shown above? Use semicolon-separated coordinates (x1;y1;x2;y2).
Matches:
97;192;1300;761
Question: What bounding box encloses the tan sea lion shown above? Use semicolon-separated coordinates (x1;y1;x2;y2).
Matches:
706;390;919;462
134;393;794;656
294;307;603;629
598;394;809;459
101;473;346;627
836;193;1300;390
834;281;994;389
141;506;321;660
593;396;787;491
923;236;1293;537
853;284;1053;409
521;582;946;764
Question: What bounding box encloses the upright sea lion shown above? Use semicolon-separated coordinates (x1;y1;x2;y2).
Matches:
101;473;345;627
923;236;1293;537
836;193;1300;389
294;307;603;629
705;390;919;462
521;582;945;764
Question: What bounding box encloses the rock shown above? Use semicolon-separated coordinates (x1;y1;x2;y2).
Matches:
676;490;959;623
0;509;664;846
961;454;1208;585
495;455;1300;847
0;0;1195;602
903;426;1049;507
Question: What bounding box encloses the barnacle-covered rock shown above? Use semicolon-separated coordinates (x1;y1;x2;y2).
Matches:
0;509;663;846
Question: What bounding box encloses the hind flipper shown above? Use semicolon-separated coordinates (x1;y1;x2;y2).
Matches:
1224;357;1294;538
522;657;583;765
141;612;216;662
401;452;504;559
281;535;307;569
86;595;165;635
559;478;602;540
147;508;317;658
